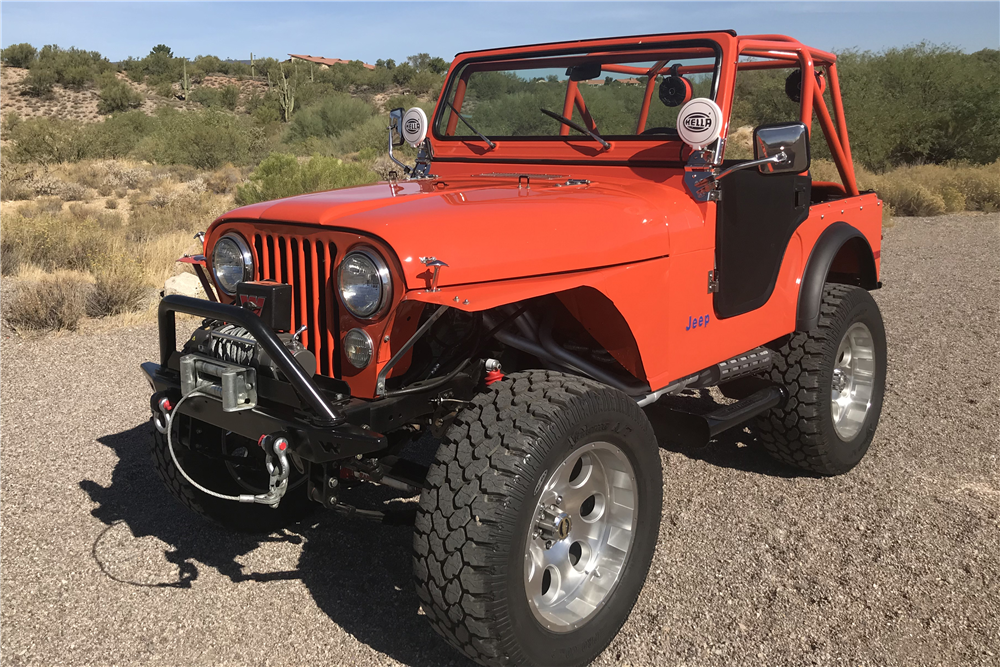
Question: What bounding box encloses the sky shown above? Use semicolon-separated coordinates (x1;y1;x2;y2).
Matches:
1;1;998;64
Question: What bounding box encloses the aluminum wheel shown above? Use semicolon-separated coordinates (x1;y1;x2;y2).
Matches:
831;321;876;440
524;441;637;632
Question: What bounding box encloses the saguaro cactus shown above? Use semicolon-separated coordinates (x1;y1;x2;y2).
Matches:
277;67;295;122
181;60;191;99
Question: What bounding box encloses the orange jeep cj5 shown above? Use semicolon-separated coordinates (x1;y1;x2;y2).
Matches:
143;31;885;667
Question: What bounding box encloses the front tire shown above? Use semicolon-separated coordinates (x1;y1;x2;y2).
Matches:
757;283;887;475
413;371;662;666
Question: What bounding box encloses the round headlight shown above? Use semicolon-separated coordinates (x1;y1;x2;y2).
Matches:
212;234;253;295
338;250;390;318
344;328;374;369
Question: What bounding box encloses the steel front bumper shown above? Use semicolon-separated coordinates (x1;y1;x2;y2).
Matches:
146;295;389;463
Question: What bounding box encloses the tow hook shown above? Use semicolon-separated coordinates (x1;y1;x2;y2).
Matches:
152;395;172;434
253;434;292;508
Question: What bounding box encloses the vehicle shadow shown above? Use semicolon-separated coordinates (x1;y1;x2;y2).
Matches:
643;388;812;479
80;423;473;667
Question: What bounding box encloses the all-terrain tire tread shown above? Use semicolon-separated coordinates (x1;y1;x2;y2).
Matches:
755;283;871;475
413;370;655;666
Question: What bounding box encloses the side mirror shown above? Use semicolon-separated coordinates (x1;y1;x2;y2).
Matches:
388;108;405;147
754;122;810;174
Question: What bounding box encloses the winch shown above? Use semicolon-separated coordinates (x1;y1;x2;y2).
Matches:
178;281;316;412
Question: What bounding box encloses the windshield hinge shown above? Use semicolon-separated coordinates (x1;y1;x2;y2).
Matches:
708;269;719;294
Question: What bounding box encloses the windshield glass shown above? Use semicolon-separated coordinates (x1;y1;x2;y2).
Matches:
435;41;720;141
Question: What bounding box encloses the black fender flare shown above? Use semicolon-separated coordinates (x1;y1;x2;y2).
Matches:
796;221;877;331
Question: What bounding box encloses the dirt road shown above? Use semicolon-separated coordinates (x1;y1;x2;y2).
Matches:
2;213;998;667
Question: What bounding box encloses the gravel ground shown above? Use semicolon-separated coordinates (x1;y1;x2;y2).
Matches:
2;213;998;667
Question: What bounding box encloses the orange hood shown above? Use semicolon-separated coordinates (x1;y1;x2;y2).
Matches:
215;174;702;289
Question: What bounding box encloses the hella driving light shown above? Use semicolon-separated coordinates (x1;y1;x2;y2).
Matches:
212;233;253;295
344;328;374;369
339;249;390;318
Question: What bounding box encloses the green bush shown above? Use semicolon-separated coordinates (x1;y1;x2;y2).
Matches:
153;81;175;98
2;43;38;68
22;67;57;97
7;117;88;164
97;79;144;114
220;84;241;111
188;86;222;108
235;153;377;206
133;108;266;169
84;111;156;159
285;94;375;143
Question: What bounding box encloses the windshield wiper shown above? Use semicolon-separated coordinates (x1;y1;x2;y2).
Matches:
540;107;610;150
446;101;496;149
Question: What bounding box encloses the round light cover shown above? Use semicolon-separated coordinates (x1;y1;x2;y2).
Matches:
339;251;388;318
212;234;252;295
343;328;374;369
676;98;723;150
401;107;428;147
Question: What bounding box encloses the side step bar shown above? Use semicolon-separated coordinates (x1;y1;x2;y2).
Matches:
637;346;774;407
700;386;787;440
645;385;788;445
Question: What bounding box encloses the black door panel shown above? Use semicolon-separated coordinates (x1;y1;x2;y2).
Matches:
714;164;810;318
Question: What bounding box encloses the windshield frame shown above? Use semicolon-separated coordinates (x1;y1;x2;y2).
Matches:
431;38;724;145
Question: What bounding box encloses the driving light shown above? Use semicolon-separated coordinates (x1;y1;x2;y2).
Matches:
212;234;253;295
339;249;390;318
343;329;374;369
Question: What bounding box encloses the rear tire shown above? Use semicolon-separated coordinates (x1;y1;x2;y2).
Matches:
757;283;886;475
150;419;314;533
413;371;662;666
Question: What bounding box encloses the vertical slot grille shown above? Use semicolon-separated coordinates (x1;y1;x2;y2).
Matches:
253;232;339;378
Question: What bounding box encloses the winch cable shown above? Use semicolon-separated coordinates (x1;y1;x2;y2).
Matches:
163;390;282;504
210;324;256;366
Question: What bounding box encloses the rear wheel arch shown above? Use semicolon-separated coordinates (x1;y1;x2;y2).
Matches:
796;222;878;331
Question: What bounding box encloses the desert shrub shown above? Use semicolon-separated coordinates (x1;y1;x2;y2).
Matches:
409;70;444;97
22;67;57;97
133;108;266;169
6;116;90;164
2;43;38;68
285;94;376;144
0;206;125;273
101;159;153;190
105;197;119;209
205;164;243;194
88;112;158;159
97;79;144;114
220;84;240;111
153;80;175;98
0;155;36;200
188;86;222;108
34;45;111;88
331;115;394;155
0;237;23;276
87;258;147;317
384;94;423;112
235;153;377;206
1;111;22;140
5;271;90;331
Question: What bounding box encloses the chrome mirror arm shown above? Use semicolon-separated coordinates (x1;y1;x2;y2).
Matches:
714;151;788;181
387;125;412;176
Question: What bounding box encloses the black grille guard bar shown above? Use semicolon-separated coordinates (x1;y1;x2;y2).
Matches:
158;294;345;426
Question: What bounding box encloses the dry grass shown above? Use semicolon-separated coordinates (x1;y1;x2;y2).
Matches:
1;158;232;330
4;269;92;331
811;159;1000;217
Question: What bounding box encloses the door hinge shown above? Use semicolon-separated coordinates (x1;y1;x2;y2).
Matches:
708;270;719;293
